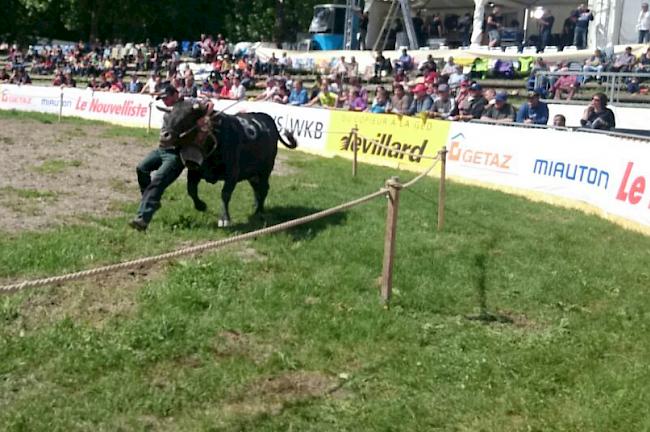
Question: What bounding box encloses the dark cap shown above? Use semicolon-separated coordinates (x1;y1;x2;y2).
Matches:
155;82;178;100
469;83;482;91
495;91;508;102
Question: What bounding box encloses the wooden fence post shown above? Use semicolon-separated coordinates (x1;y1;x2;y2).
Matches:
147;100;153;135
437;146;447;231
381;176;402;305
58;90;64;123
352;125;358;177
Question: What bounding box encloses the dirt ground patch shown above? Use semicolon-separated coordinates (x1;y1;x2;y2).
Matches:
0;117;296;232
0;118;146;231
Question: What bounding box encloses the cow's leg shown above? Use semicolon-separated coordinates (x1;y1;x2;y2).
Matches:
249;175;270;215
218;180;237;227
187;169;207;211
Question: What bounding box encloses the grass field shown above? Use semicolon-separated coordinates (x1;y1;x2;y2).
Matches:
1;111;650;431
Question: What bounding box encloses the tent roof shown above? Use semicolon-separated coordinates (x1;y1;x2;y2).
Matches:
386;0;581;10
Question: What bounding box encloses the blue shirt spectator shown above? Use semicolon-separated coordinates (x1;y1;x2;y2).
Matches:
516;90;549;125
288;80;309;106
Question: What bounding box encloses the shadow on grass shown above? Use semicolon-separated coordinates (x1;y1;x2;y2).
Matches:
222;205;347;241
466;234;514;325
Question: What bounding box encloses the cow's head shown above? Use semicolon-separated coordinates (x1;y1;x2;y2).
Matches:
159;101;215;170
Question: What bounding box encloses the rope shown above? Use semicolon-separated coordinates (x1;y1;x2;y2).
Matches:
0;188;388;294
402;156;441;189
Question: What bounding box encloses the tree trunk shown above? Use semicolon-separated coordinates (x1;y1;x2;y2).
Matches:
274;0;285;48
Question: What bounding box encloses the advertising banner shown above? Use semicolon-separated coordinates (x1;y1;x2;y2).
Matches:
446;122;650;229
0;84;71;114
325;111;450;171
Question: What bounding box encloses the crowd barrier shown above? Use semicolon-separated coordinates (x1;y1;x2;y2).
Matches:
1;84;649;232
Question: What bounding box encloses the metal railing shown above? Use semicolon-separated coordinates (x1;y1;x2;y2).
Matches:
534;70;650;104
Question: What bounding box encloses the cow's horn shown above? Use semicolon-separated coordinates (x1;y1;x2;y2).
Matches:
156;106;172;113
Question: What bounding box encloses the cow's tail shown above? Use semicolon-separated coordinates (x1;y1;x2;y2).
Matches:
278;128;298;149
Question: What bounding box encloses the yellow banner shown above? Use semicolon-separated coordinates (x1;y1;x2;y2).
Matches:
326;111;450;173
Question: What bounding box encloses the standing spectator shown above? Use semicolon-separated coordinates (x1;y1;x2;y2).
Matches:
481;91;516;123
278;52;291;74
637;3;650;43
430;84;456;120
580;93;615;130
562;11;578;48
516;89;549;125
289;80;309;106
140;72;161;95
458;13;472;46
486;6;504;47
407;84;433;116
358;11;369;50
538;9;555;51
389;84;412;115
573;4;594;49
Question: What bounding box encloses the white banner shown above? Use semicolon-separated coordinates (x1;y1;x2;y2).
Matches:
446;122;650;229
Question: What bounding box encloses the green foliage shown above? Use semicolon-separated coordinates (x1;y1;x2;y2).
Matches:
9;0;324;44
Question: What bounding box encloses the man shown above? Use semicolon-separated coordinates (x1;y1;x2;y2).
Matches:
486;6;504;47
128;74;142;93
481;91;516;123
227;75;246;100
389;84;412;115
610;46;637;73
288;79;308;106
129;83;214;231
395;48;413;72
450;82;487;121
538;9;555;51
562;10;578;48
637;3;650;43
516;89;549;125
430;84;456;120
407;84;433;116
573;4;593;49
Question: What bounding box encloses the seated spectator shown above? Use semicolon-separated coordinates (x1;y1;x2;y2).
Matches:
552;68;579;100
289;80;309;106
348;56;360;79
450;82;487;121
407;84;433;116
633;47;650;73
227;75;246;100
343;88;367;111
273;85;289;104
348;76;368;104
278;52;291;74
389;83;412;115
9;67;32;85
481;91;516;123
256;77;279;101
86;75;99;90
179;75;197;98
127;74;142;93
580;92;615;130
197;79;213;97
140;72;161;95
219;78;232;99
63;71;76;87
609;46;637;73
440;56;457;79
333;55;349;79
553;114;566;127
447;66;466;91
374;50;392;79
306;81;338;108
0;66;11;82
418;54;437;72
109;75;125;93
430;84;456;120
516;89;549;125
51;70;66;86
370;88;390;113
394;48;413;72
583;49;606;82
527;57;548;91
455;80;470;109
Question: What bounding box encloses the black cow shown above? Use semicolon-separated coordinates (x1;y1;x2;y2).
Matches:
160;102;297;227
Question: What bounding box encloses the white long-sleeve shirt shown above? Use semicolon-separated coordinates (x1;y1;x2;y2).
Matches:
638;10;650;31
